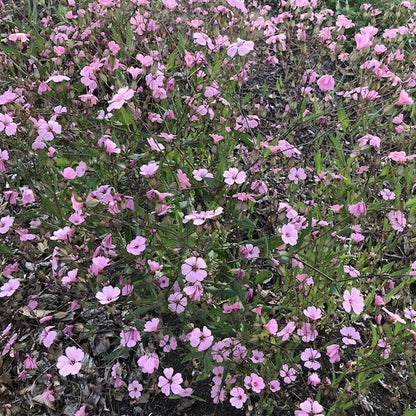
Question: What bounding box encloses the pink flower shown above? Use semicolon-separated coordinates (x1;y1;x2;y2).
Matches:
288;167;307;183
316;75;335;91
269;380;281;392
0;279;20;297
263;318;278;335
57;347;84;376
0;149;9;172
227;39;254;58
244;373;265;393
227;0;247;12
181;257;207;282
107;87;134;112
348;201;367;217
342;288;364;315
340;326;360;345
355;33;372;49
0;114;18;136
144;318;159;333
281;223;298;246
295;398;324;416
344;265;360;277
239;244;260;259
158;368;183;396
229;387;247;409
128;380;143;399
96;285;121;305
223;168;246;185
301;348;321;370
137;353;159;374
127;236;147;255
280;364;297;383
60;167;77;181
395;90;413;106
388;210;406;232
120;328;141;347
189;326;214;351
380;189;395;200
303;306;322;321
140;162;159;177
326;344;341;363
0;215;14;234
91;256;111;275
39;326;57;348
277;321;296;341
167;292;187;314
50;226;74;241
192;168;214;181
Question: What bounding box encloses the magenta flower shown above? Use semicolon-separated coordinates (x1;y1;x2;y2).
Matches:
57;347;84;376
340;326;361;345
107;87;134;112
126;236;147;255
229;386;247;409
0;215;14;234
96;285;121;305
0;279;20;297
295;398;324;416
227;39;254;58
316;74;335;91
342;288;364;315
137;353;159;374
223;168;247;185
158;367;183;396
281;223;298;246
128;380;143;399
181;256;207;282
189;326;214;351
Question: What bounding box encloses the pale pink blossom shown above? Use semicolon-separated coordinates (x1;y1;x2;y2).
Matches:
227;39;254;58
96;285;121;305
343;288;364;314
229;386;247;409
0;279;20;297
57;347;84;376
127;236;147;255
107;87;134;112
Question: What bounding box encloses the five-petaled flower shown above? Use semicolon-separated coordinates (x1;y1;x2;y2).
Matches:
57;347;84;376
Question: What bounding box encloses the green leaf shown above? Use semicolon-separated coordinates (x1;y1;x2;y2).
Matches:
255;270;273;284
402;410;416;416
337;104;350;130
0;246;14;256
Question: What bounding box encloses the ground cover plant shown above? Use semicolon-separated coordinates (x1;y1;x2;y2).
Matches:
0;0;415;414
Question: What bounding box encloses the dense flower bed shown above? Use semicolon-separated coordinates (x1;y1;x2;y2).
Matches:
0;0;415;414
